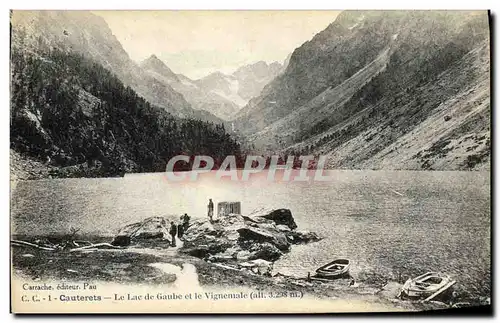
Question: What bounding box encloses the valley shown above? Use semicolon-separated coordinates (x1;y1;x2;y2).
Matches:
9;10;491;178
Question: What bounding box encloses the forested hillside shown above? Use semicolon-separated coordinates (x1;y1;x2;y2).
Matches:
10;44;240;178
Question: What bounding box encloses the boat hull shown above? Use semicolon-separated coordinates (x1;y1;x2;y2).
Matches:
315;259;350;279
400;272;453;299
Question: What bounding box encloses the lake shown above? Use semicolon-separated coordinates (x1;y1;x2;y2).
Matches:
11;170;491;299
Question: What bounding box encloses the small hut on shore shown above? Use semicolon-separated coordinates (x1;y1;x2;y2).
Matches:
217;201;241;217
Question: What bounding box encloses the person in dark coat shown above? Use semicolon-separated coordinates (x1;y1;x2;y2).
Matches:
177;221;184;240
208;199;214;222
169;221;177;247
180;213;190;230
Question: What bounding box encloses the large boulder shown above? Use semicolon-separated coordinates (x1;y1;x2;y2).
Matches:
248;242;283;261
241;214;273;225
178;208;320;272
247;208;298;230
216;213;247;231
237;227;290;251
114;217;170;243
185;219;216;236
181;233;234;259
211;214;247;242
183;219;219;244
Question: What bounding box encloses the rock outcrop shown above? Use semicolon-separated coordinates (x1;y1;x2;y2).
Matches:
111;209;321;275
236;227;290;251
246;208;298;230
112;217;170;246
180;209;321;267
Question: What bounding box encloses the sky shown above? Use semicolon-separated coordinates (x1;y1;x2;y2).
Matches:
94;11;341;79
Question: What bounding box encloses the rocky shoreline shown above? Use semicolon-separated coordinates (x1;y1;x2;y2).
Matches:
180;208;322;271
10;149;126;180
10;148;489;182
109;208;322;277
106;208;489;310
11;208;491;312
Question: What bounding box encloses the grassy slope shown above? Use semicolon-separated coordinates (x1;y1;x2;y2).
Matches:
290;41;490;171
236;12;490;171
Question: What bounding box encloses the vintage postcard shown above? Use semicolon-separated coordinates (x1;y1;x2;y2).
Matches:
10;10;491;314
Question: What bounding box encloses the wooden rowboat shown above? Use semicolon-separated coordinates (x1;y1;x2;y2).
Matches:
400;272;455;300
314;259;350;279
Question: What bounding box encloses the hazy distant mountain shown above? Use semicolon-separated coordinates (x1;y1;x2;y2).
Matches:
140;56;286;120
194;61;285;113
10;10;221;123
232;61;283;101
234;10;490;171
194;72;248;109
141;55;240;120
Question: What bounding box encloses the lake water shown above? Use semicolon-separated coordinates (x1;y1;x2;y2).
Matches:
11;170;491;299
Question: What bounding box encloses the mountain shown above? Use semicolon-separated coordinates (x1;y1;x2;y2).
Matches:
231;61;283;102
194;72;247;108
233;10;490;171
140;54;181;83
140;55;240;120
10;11;241;178
194;61;284;113
10;11;220;123
140;55;285;120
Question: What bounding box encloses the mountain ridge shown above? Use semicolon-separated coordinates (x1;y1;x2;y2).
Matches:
140;54;180;83
233;10;490;171
140;56;241;120
141;55;285;120
194;59;284;110
10;11;241;178
9;10;490;173
10;10;221;123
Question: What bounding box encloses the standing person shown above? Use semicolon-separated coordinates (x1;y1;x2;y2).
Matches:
207;199;214;222
169;221;177;247
177;221;184;240
182;213;190;231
